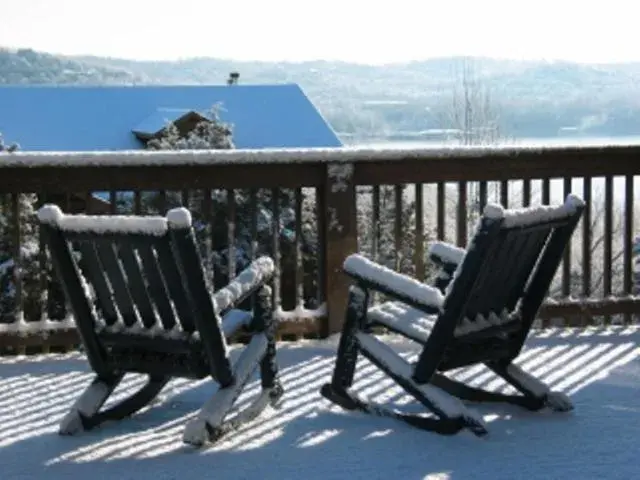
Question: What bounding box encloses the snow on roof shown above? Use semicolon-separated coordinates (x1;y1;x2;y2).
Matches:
0;84;342;151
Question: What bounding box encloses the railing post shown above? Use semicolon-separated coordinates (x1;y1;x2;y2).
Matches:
320;162;358;336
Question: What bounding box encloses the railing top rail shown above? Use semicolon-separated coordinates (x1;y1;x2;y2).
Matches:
2;141;640;168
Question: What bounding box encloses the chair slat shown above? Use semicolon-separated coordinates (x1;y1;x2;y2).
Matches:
95;241;140;327
117;244;158;329
78;241;119;326
504;230;551;311
154;239;196;332
136;244;177;331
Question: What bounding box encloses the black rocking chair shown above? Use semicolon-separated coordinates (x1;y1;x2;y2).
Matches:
38;204;283;446
321;194;585;436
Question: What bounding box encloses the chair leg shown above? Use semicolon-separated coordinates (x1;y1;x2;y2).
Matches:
320;287;368;420
257;284;284;409
486;361;574;412
60;373;170;435
322;332;488;436
428;362;573;413
429;372;546;411
183;332;274;447
183;286;285;447
322;287;365;398
321;289;487;437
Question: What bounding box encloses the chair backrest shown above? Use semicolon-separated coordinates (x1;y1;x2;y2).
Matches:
425;194;585;371
38;204;233;382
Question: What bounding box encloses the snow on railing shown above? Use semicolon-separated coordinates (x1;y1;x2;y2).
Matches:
2;142;640;167
0;316;76;335
275;303;327;321
0;305;329;336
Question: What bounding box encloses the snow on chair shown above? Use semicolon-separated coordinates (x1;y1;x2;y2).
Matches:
37;204;283;447
321;194;585;437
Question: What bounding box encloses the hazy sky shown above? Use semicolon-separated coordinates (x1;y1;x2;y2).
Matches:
1;0;636;64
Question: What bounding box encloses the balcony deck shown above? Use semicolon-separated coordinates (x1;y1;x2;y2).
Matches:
0;326;638;479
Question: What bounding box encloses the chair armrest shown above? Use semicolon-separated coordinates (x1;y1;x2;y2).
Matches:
427;242;465;294
343;254;444;314
213;256;275;314
428;241;466;268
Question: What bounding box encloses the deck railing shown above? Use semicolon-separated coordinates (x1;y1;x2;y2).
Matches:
0;144;638;353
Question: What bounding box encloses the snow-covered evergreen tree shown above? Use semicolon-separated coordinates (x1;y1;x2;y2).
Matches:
0;136;45;324
144;105;234;214
144;107;317;310
357;185;432;278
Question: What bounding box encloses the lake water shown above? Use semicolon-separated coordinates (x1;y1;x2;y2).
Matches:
353;135;640;149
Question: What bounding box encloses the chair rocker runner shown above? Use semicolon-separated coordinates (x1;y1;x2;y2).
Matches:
38;204;283;447
321;194;585;436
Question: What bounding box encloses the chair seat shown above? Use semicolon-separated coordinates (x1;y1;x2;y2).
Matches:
96;308;252;341
368;301;518;342
221;309;253;337
368;301;434;343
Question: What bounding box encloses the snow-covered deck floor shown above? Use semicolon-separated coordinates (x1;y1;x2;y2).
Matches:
1;327;639;479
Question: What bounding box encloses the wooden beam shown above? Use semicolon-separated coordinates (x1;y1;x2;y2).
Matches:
320;163;358;336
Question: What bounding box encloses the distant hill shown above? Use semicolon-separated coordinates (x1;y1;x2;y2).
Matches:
0;48;142;85
2;47;640;141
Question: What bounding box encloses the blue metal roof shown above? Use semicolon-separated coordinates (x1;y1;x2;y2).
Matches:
0;84;342;151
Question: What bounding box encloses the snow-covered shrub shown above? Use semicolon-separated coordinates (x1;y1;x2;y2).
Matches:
0;133;19;153
146;105;234;151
